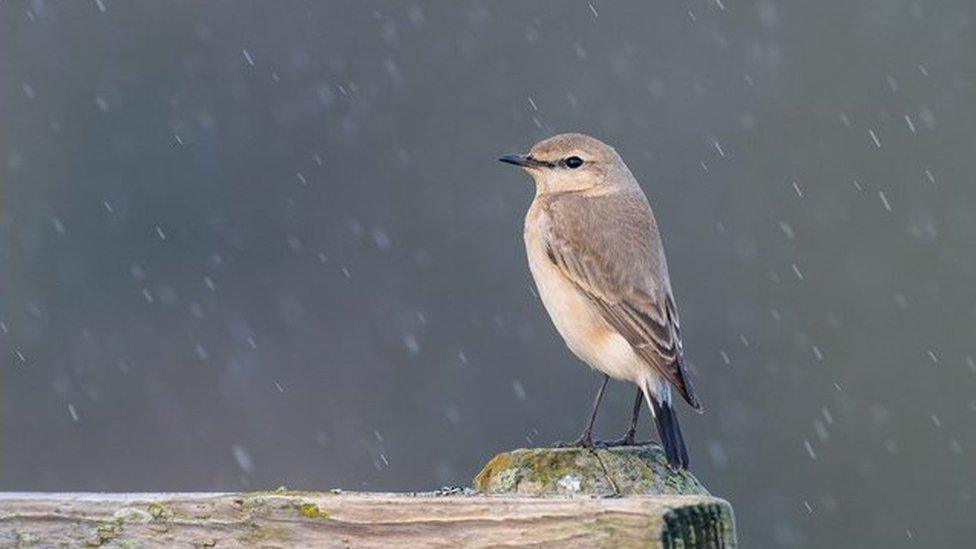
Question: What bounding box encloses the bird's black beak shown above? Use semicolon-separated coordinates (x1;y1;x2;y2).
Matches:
499;153;543;168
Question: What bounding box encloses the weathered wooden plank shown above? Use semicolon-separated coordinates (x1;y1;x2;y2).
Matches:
0;491;735;547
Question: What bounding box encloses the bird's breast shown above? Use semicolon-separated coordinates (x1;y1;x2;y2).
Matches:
523;204;637;381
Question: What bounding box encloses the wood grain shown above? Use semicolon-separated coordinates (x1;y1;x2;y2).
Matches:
0;491;735;547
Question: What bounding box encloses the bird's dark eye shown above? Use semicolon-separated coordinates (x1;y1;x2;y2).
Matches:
565;156;584;169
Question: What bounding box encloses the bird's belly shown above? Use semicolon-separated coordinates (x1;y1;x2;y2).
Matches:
525;239;642;382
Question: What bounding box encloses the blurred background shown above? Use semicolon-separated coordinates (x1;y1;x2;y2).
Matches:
3;1;975;546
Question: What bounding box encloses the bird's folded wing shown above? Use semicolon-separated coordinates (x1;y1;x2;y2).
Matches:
545;198;702;410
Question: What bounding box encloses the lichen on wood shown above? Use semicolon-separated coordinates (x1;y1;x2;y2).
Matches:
474;444;708;496
0;446;734;547
0;490;735;547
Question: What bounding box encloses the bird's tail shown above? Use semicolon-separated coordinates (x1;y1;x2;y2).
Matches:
644;383;689;470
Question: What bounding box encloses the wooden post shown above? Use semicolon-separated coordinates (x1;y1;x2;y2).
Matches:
0;491;735;547
0;446;736;547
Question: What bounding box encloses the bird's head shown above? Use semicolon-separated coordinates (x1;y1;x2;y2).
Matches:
499;133;632;194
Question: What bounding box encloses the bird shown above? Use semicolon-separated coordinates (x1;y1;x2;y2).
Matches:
499;133;702;470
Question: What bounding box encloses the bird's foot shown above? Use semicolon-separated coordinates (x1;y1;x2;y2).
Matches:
599;432;649;448
554;431;595;449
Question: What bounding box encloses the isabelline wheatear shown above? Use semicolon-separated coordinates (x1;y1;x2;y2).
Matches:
500;133;702;470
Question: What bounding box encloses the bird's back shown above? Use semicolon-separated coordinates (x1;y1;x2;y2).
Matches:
543;188;671;302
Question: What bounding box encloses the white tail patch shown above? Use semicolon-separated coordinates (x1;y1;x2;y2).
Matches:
640;375;672;418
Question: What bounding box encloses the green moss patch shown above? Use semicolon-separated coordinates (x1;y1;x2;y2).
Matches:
296;502;330;519
473;445;709;496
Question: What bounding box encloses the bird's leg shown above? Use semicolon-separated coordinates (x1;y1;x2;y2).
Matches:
604;389;644;447
558;374;609;448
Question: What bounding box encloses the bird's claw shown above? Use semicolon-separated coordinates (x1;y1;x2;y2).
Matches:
601;433;649;448
555;432;595;449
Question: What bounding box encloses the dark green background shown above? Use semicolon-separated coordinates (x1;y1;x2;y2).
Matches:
3;2;975;546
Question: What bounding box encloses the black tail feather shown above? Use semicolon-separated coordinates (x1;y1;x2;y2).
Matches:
651;398;689;470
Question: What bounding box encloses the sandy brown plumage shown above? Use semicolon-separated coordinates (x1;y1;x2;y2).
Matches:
541;190;701;410
501;133;702;469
